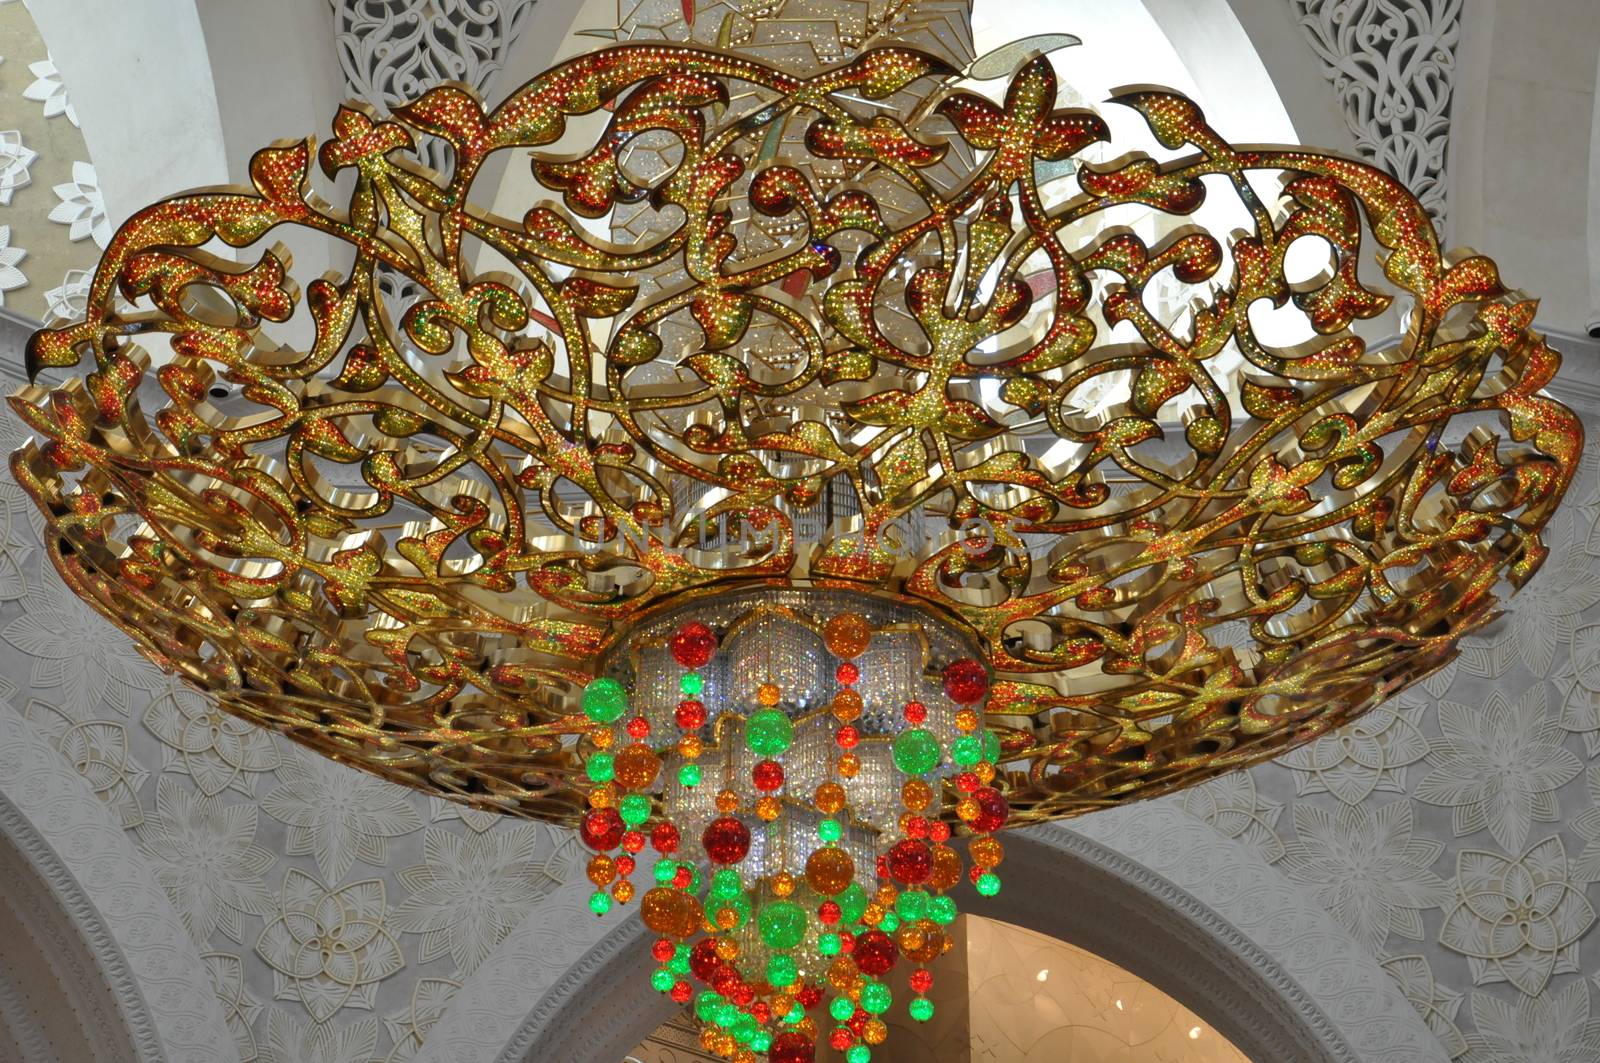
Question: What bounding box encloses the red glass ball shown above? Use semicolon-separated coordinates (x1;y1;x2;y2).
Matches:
675;699;707;730
751;1002;772;1025
702;816;751;865
835;725;859;749
670;622;718;669
929;822;952;843
712;964;741;994
580;807;624;851
972;786;1009;833
673;866;693;890
886;839;933;885
969;865;986;885
956;771;980;793
875;853;889;880
797;984;824;1009
818;900;841;925
909;968;934;994
650;821;681;853
752;759;785;792
847;1012;868;1036
622;831;645;854
835;661;860;685
838;931;855;954
652;937;675;962
854;929;898;976
942;658;990;705
670;980;692;1004
626;716;650;739
616;854;636;877
905;816;929;839
689;939;720;981
732;984;756;1007
829;1028;853;1051
904;700;927;724
770;1032;815;1063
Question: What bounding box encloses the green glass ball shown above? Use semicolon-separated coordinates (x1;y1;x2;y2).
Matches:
950;734;982;767
718;893;751;928
651;968;675;993
758;900;807;950
654;860;677;886
830;996;855;1022
896;889;930;921
983;730;1002;763
909;997;935;1023
745;709;794;756
733;1015;758;1044
711;868;743;898
694;991;721;1023
582;677;628;723
588;890;612;915
817;818;843;844
668;949;691;976
767;954;798;987
929;894;958;925
892;728;941;775
860;980;892;1015
678;762;703;788
713;1001;738;1028
879;911;901;933
618;792;651;826
847;1046;871;1063
752;1031;772;1053
585;751;616;783
837;882;868;924
976;871;1002;896
680;672;704;696
818;931;842;956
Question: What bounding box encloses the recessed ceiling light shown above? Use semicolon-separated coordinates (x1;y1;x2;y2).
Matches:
1190;1027;1202;1040
1036;969;1049;982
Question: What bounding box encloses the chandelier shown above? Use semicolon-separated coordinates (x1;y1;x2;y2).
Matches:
8;29;1580;1063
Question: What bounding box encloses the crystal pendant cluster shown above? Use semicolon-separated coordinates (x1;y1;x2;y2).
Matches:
576;590;1008;1063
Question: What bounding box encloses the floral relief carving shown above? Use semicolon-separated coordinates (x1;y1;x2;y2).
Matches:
0;131;36;204
1568;764;1600;884
1440;838;1595;997
1559;624;1600;756
384;978;459;1063
1277;688;1431;805
46;160;109;248
262;748;424;883
21;55;76;127
139;778;277;944
256;870;405;1022
1;575;163;716
1278;800;1451;953
1381;955;1467;1058
0;226;28;304
204;952;263;1063
390;824;574;975
144;681;279;797
20;696;147;828
41;267;89;323
1460;980;1600;1063
259;1008;382;1063
1414;686;1582;853
1177;772;1284;862
1457;515;1600;679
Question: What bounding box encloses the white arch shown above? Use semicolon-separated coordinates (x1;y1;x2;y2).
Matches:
415;803;1445;1063
0;710;239;1063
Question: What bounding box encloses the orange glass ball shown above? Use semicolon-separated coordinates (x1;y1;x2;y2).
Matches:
837;752;861;778
715;906;739;930
901;921;945;963
975;761;996;783
716;789;741;813
757;682;781;706
954;707;980;732
700;1027;719;1051
613;878;635;903
971;836;1005;868
824;612;872;659
641;887;697;937
896;923;926;954
929;845;962;891
805;846;855;895
772;993;794;1017
795;1017;817;1040
814;781;847;814
773;872;796;897
831;688;863;722
614;743;661;790
715;936;740;961
734;1050;756;1063
861;901;884;926
901;778;933;812
592;728;615;749
679;734;703;759
756;795;782;821
863;1020;888;1045
588;783;617;809
874;883;899;907
587;854;616;886
957;797;980;821
828;957;861;992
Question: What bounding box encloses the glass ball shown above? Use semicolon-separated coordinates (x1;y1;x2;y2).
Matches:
769;1031;815;1063
676;699;707;730
846;1045;871;1063
929;894;958;925
678;762;703;787
951;734;983;767
831;689;863;722
589;889;612;915
613;878;635;903
745;709;794;756
835;661;860;685
618;792;651;826
954;707;980;732
824;612;872;658
715;936;740;961
805;846;855;895
580;807;624;851
703;816;752;864
586;853;616;886
891;729;941;775
585;752;615;784
625;716;650;740
885;840;932;885
716;788;740;813
900;779;932;812
756;796;782;821
651;821;681;854
929;846;962;891
971;836;1004;867
768;953;798;988
614;743;661;790
671;621;718;668
752;759;785;791
863;1019;888;1044
900;922;944;963
971;787;1009;833
679;734;704;759
835;725;859;749
680;672;704;696
642;887;699;937
853;930;898;976
582;677;628;723
859;980;892;1015
591;727;614;750
773;872;796;897
908;997;934;1023
814;781;847;814
976;871;1002;896
909;968;934;994
837;753;861;778
837;882;868;924
757;682;782;707
941;658;989;705
758;900;808;949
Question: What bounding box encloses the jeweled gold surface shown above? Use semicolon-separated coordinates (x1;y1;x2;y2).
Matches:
8;43;1581;826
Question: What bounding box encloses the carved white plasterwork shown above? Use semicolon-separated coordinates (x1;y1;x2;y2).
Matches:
1289;0;1461;223
329;0;537;172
